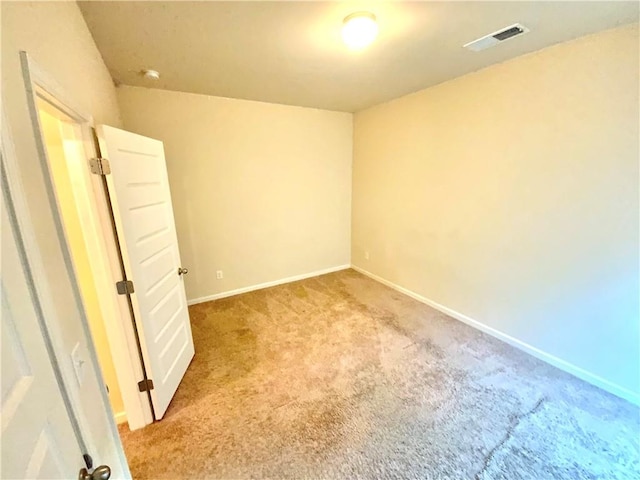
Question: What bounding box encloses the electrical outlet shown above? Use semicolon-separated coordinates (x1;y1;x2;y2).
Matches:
364;251;370;261
216;270;223;279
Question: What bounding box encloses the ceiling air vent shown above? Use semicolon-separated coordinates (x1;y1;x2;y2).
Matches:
463;23;530;52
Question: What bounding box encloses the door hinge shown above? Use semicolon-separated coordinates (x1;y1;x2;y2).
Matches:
138;379;154;392
115;280;135;295
89;157;111;175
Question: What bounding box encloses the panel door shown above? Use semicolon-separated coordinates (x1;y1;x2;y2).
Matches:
96;125;194;419
1;187;81;479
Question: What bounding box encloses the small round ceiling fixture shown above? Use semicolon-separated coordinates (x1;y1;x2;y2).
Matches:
342;12;378;50
142;69;160;80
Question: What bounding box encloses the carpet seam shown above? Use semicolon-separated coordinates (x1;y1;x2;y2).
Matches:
474;396;548;480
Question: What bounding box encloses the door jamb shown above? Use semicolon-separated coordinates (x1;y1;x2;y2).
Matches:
19;51;154;430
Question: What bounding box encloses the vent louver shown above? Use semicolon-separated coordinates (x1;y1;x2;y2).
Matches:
463;23;529;52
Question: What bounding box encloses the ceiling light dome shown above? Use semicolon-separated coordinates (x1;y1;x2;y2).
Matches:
342;12;378;50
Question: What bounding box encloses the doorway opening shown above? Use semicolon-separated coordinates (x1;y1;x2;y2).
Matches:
33;95;155;432
37;99;128;424
23;51;195;442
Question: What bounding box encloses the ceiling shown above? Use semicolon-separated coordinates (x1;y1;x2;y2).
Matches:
79;1;639;112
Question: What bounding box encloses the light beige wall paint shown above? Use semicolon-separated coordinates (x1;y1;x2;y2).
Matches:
2;0;126;456
352;24;640;397
39;107;125;420
116;86;353;301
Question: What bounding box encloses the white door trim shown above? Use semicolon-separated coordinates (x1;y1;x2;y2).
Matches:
19;51;153;432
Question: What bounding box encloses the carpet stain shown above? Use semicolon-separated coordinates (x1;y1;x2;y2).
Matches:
291;284;309;298
118;270;640;480
289;396;348;456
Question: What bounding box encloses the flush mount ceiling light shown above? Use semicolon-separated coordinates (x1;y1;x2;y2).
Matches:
342;12;378;50
142;69;160;80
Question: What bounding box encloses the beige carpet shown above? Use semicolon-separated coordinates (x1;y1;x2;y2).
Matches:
119;269;639;479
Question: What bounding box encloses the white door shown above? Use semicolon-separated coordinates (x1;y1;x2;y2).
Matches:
1;182;81;478
96;125;195;419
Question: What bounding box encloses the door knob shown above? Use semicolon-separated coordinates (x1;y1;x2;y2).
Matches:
78;465;111;480
178;267;189;276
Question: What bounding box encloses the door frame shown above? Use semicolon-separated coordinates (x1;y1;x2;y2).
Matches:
2;108;134;477
2;116;109;478
19;51;154;430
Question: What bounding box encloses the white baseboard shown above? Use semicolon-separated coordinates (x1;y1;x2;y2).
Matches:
351;264;640;406
114;411;127;425
187;264;351;306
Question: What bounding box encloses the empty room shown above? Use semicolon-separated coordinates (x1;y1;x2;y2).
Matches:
1;1;638;479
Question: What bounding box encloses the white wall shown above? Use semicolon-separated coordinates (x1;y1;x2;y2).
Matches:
352;24;640;402
117;86;353;302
